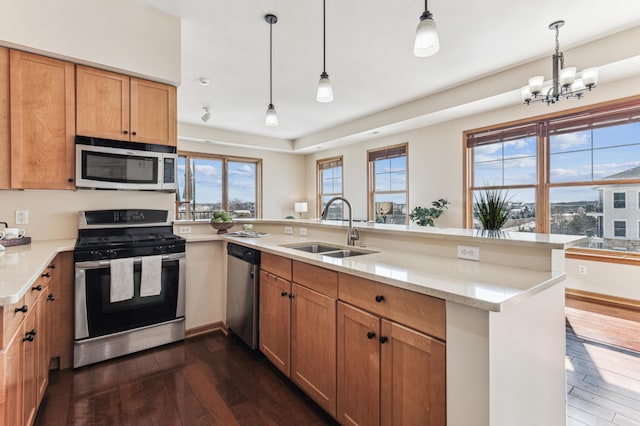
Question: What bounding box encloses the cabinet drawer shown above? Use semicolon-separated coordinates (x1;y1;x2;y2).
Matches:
338;273;446;341
1;295;27;349
261;252;292;281
293;261;338;298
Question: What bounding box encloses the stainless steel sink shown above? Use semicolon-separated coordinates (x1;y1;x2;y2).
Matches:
321;249;374;258
281;242;377;258
283;243;343;253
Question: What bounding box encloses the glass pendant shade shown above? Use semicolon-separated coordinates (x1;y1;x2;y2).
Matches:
528;76;545;94
414;14;439;57
581;68;599;87
265;104;278;126
520;86;533;102
559;67;576;87
317;73;334;103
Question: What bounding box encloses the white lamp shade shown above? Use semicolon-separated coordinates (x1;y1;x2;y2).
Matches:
265;105;278;126
528;76;545;94
571;78;586;92
581;68;599;87
520;86;533;102
294;202;308;213
559;67;576;87
414;17;439;57
317;75;334;103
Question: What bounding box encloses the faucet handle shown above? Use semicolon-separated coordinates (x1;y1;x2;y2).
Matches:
350;228;360;242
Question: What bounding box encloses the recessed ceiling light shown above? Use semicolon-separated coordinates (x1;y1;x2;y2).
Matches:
199;78;210;86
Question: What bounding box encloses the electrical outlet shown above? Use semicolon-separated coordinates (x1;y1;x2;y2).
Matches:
457;245;480;261
179;226;192;234
299;227;308;236
578;265;587;275
284;226;293;235
15;210;28;225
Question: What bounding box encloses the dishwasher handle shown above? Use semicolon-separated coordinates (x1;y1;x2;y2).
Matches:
227;243;261;265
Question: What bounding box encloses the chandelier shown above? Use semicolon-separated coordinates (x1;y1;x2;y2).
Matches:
521;20;598;106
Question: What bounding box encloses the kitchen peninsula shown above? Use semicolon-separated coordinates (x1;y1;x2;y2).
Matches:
215;219;585;426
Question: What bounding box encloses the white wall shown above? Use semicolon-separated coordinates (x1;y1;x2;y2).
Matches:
0;0;181;84
179;139;307;219
564;258;640;300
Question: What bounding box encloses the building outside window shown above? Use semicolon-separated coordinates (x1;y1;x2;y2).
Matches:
613;192;626;209
317;156;343;219
176;152;262;220
465;98;640;253
368;143;408;224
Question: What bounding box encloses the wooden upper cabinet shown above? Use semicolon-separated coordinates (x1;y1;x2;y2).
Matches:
130;78;176;146
76;66;177;147
76;65;130;141
10;50;75;190
0;47;9;189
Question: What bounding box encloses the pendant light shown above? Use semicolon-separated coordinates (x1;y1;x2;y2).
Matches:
265;14;279;126
316;0;333;102
414;0;439;57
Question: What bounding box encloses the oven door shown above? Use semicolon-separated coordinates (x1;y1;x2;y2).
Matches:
74;252;185;340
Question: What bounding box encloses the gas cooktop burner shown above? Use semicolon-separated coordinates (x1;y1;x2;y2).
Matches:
74;209;185;262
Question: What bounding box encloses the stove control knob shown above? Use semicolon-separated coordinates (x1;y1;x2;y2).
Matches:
107;250;117;259
155;245;167;254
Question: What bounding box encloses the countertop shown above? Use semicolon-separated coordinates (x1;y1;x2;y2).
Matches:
222;233;567;312
0;239;76;305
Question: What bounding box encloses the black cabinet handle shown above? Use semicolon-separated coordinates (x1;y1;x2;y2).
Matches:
375;295;385;303
14;305;28;313
281;291;288;297
31;285;43;291
367;331;376;340
288;293;295;299
379;336;388;344
132;131;137;136
68;178;74;183
123;130;129;135
27;329;37;336
41;272;51;278
48;264;56;269
47;294;56;301
22;334;34;342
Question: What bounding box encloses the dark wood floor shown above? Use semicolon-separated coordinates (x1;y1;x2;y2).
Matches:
35;333;337;426
36;310;640;426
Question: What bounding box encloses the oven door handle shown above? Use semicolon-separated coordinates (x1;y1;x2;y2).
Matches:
75;253;185;269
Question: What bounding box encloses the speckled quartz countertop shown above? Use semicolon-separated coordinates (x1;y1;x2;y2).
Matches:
0;239;76;305
222;233;569;312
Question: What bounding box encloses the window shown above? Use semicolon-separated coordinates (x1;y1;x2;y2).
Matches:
614;220;627;238
613;192;626;209
317;156;343;219
368;143;408;224
176;152;261;220
465;97;640;253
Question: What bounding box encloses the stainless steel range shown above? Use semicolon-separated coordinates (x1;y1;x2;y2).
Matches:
73;209;186;368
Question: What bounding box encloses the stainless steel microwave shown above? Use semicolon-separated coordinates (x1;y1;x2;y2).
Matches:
75;136;177;191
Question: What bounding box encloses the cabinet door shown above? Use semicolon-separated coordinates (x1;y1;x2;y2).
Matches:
36;292;50;405
291;284;337;417
9;50;75;189
337;302;381;426
380;320;446;426
76;65;130;141
22;306;38;426
130;78;176;146
259;271;291;375
2;325;24;426
0;47;9;189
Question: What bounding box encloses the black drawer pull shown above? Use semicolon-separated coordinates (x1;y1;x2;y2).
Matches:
288;293;295;299
14;305;28;313
47;294;56;301
375;295;384;303
367;331;376;340
41;272;51;278
32;285;43;291
379;336;388;344
281;291;288;297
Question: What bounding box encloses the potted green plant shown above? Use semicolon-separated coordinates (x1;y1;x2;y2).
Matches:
473;189;510;230
409;199;450;227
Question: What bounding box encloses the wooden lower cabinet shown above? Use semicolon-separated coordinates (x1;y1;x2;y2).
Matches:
337;302;381;426
337;302;446;426
291;283;337;416
22;303;38;426
2;324;24;426
259;270;291;375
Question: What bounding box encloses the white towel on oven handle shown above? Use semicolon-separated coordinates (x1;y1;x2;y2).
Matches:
110;258;134;302
140;255;163;297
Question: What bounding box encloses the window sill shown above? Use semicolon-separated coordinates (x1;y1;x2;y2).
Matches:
565;247;640;266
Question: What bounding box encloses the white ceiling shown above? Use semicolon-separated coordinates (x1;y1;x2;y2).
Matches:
142;0;640;144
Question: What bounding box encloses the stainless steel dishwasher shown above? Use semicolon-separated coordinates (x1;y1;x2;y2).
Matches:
226;243;260;349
